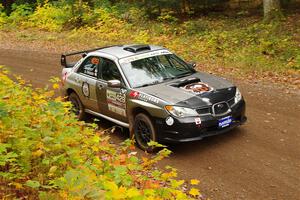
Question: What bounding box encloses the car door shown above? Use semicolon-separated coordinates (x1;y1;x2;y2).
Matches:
74;56;100;112
96;57;128;123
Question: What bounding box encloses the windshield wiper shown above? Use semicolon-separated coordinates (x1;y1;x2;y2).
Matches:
176;72;194;78
162;72;194;82
162;76;176;81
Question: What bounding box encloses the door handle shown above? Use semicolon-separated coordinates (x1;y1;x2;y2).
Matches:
75;77;80;83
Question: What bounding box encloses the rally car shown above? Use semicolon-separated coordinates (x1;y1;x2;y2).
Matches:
61;44;247;151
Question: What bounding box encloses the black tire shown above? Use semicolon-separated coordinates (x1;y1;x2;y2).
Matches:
69;92;86;120
133;113;157;152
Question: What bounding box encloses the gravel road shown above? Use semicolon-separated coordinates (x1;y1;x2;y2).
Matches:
1;48;299;200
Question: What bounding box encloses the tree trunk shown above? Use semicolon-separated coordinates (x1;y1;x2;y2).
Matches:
263;0;282;20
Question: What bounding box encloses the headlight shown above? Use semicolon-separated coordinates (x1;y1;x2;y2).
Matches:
234;88;242;103
165;105;198;118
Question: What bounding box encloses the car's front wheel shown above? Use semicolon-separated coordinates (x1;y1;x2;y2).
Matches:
69;92;86;120
133;113;157;152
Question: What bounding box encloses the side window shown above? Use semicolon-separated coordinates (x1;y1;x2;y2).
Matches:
100;58;122;81
77;56;100;78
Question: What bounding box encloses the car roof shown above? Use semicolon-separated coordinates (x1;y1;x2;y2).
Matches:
94;44;166;59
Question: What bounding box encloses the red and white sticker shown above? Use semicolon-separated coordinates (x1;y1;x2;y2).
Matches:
129;91;140;98
195;117;201;125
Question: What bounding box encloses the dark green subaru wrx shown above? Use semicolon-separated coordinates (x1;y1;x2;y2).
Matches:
61;44;247;152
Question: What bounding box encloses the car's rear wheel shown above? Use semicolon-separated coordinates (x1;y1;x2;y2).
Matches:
69;92;85;120
134;113;157;152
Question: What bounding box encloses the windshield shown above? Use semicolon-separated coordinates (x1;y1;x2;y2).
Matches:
120;54;195;88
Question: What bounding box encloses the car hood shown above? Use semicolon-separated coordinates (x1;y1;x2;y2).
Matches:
136;72;236;108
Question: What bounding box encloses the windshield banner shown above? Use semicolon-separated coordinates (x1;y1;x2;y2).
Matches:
119;50;171;64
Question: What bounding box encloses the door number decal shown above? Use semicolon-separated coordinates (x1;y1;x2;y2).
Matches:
82;82;90;97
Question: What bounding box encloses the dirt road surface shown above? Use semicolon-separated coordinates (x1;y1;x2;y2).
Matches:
1;49;299;200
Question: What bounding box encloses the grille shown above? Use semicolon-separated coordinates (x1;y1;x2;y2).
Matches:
213;102;229;115
228;98;235;107
196;107;211;115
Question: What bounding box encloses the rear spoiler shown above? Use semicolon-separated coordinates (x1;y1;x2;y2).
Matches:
61;45;119;68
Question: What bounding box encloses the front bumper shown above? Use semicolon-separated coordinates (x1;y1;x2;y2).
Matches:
155;100;247;143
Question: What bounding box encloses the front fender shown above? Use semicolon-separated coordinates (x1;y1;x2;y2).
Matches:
127;98;168;119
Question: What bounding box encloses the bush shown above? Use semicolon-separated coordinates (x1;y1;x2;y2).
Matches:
157;10;178;23
8;3;33;26
0;4;7;29
180;20;210;35
0;67;202;199
25;3;71;31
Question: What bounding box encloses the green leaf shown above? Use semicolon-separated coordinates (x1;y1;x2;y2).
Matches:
147;141;166;148
25;180;40;189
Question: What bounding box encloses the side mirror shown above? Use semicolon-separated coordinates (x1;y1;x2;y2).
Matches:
189;62;197;68
107;80;121;88
61;54;67;67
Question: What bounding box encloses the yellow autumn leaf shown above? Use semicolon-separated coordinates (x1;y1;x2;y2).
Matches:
171;179;185;188
10;182;23;189
112;186;127;199
143;189;155;196
174;190;188;199
19;79;25;85
103;181;118;191
52;83;60;89
32;149;43;157
127;188;140;198
55;96;63;102
190;179;200;185
48;166;58;176
189;188;200;197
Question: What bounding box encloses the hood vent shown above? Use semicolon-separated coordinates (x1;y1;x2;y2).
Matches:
170;77;200;87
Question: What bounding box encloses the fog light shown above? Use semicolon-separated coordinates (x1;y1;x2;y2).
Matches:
166;116;174;126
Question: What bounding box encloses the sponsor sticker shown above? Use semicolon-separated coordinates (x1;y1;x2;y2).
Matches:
82;82;90;97
129;91;160;104
181;82;213;94
218;116;232;128
107;90;126;116
129;91;140;98
139;93;160;104
119;50;171;64
195;117;201;125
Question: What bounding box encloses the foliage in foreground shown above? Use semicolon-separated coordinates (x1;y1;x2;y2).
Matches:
0;67;203;199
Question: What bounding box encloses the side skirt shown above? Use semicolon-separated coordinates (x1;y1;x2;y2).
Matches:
85;109;129;128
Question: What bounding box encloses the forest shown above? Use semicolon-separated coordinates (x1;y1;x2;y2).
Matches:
1;0;299;81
